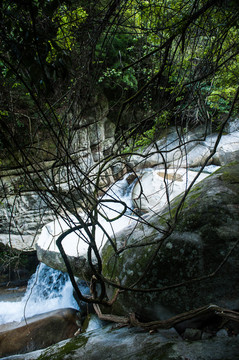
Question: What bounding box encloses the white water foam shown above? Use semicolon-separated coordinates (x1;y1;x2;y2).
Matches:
0;176;136;326
37;174;137;257
0;263;79;325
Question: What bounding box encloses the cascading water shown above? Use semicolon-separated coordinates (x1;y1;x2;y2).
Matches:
0;263;79;325
0;174;137;326
0;167;219;327
37;173;137;258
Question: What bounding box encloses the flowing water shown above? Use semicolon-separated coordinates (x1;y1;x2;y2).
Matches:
0;174;136;326
0;167;216;326
0;263;79;325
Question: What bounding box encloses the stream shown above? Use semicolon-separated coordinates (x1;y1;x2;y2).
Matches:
0;166;218;328
0;174;136;328
0;263;78;326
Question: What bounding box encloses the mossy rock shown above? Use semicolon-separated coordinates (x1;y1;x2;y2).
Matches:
101;163;239;319
35;323;239;360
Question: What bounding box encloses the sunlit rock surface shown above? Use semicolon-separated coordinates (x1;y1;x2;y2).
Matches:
36;176;137;278
2;120;239;254
132;167;210;213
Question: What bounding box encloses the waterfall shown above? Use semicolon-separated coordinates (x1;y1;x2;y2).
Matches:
0;174;137;326
0;263;79;325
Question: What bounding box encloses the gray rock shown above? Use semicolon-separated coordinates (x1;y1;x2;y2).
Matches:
180;144;211;167
201;332;214;340
216;329;228;338
102;163;239;318
0;92;117;253
214;143;239;165
36;243;93;280
0;192;54;251
3;324;239;360
131;168;208;213
203;131;239;165
225;117;239;133
184;328;202;340
129;130;200;170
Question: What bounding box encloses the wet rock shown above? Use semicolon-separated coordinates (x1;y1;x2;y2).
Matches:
0;308;80;358
0;243;38;286
131;168;208;213
216;329;228;338
3;323;239;360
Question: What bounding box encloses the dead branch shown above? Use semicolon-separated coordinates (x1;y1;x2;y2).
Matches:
93;303;129;325
129;305;239;330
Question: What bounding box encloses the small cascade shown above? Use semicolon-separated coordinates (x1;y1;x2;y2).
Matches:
0;174;137;327
37;173;137;257
0;263;79;325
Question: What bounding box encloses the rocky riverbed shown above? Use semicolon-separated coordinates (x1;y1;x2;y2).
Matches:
1;120;239;359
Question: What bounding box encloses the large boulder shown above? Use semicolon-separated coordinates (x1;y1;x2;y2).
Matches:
102;162;239;319
36;216;94;280
0;308;80;358
132;168;209;213
203;131;239;165
127;124;239;170
6;323;239;360
128;130;200;170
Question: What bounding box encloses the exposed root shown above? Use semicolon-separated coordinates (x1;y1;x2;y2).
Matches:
93;303;239;332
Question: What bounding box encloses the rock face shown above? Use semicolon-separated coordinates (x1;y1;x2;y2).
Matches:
0;243;38;286
128;126;239;170
0;92;117;253
0;187;55;251
0;308;80;358
6;323;239;360
102;162;239;318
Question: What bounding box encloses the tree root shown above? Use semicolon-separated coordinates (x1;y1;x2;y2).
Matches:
93;303;239;332
93;304;129;324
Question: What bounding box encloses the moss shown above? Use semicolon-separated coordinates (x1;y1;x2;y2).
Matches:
37;335;88;360
220;170;239;183
102;244;121;280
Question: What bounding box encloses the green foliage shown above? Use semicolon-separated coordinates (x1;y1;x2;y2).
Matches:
1;0;239;156
122;110;172;153
205;54;239;117
0;1;88;93
98;67;138;91
47;5;88;62
95;31;141;92
135;111;172;148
